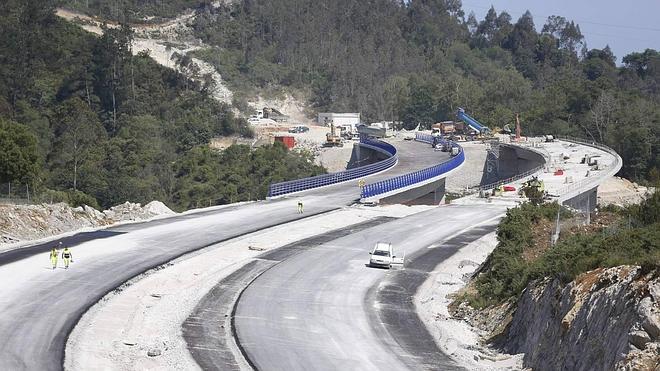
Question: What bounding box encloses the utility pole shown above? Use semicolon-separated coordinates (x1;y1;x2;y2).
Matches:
551;206;560;246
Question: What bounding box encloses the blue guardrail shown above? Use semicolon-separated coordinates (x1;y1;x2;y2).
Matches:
360;132;464;199
267;137;397;197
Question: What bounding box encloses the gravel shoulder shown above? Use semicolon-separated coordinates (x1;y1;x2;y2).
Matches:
414;231;524;370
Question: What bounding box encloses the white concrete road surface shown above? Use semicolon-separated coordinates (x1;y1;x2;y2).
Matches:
0;140;447;370
234;204;507;370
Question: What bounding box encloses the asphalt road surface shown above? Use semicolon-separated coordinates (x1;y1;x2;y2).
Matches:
234;204;507;371
0;139;448;265
367;222;500;370
182;217;395;371
0;140;447;370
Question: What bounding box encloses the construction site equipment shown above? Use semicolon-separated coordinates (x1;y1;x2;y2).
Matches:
357;124;386;138
519;176;546;198
263;107;289;122
457;108;489;134
431;121;455;135
274;136;295;150
324;122;343;147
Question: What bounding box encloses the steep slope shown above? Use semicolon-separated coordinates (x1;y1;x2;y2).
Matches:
503;266;659;371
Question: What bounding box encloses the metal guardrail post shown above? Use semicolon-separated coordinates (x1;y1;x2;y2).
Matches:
267;137;398;197
361;142;465;200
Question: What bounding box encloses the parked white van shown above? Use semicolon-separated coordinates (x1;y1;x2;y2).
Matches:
368;242;394;268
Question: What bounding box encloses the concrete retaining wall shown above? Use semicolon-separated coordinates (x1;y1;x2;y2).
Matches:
347;143;391;170
498;144;546;179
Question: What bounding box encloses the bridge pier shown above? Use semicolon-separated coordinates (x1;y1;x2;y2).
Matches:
563;186;598;212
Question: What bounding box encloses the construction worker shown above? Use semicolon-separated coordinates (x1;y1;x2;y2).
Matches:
61;247;73;269
297;200;304;214
358;179;366;189
49;244;60;269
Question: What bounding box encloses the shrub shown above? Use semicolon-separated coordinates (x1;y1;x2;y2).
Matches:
470;199;659;307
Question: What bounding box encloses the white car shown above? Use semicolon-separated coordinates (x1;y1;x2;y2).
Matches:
368;242;394;268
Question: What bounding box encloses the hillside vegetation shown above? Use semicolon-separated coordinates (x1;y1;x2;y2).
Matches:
65;0;659;183
467;193;660;308
4;0;659;210
189;0;658;183
0;1;323;211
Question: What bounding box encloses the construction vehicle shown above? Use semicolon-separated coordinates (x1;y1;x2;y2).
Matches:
519;176;546;202
357;124;386;138
431;121;456;135
324;122;343;147
456;108;490;135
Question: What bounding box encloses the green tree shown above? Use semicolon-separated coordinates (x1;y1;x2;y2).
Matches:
50;97;107;191
0;118;40;184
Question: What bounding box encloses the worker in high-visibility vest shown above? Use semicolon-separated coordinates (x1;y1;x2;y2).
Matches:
61;247;73;269
49;245;60;270
358;179;366;188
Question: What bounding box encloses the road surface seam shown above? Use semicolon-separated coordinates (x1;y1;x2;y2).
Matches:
56;208;340;371
365;223;500;371
183;217;396;371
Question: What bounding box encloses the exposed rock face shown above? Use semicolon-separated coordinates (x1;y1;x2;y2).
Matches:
502;266;659;371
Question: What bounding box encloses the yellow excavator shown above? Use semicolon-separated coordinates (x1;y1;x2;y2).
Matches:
519;176;546;203
325;122;343;147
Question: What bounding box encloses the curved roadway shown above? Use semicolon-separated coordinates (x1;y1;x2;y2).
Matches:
0;139;447;370
234;205;506;370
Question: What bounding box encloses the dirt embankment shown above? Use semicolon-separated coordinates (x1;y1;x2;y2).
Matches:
598;176;654;207
0;201;174;247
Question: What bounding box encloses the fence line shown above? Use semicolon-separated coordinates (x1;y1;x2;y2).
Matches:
0;182;35;205
553;136;623;202
359;132;465;200
267;137;398;197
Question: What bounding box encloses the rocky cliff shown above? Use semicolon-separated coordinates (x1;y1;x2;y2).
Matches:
501;266;659;371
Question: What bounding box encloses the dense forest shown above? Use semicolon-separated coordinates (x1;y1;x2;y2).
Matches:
57;0;659;182
0;0;323;211
185;0;658;183
2;0;659;212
